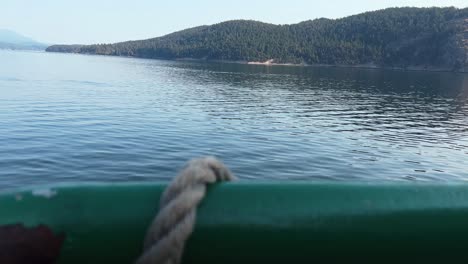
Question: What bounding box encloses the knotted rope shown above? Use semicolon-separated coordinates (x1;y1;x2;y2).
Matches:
135;157;235;264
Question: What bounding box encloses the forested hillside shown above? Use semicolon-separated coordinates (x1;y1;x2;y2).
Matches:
47;7;468;71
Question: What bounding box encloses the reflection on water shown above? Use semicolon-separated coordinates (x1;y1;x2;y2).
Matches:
0;50;467;189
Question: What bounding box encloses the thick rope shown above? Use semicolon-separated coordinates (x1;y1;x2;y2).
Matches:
135;157;235;264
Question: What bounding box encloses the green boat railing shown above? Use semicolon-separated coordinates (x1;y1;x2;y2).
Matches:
2;182;468;263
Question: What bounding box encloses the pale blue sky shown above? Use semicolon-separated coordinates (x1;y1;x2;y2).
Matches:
1;0;466;44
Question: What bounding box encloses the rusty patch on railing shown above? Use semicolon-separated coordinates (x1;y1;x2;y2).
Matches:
0;224;65;264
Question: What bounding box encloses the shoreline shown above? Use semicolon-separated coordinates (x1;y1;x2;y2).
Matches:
45;50;468;73
175;57;468;73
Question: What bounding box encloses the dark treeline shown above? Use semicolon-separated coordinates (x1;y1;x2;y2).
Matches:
47;7;468;71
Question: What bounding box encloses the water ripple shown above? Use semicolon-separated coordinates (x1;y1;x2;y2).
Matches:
0;50;468;190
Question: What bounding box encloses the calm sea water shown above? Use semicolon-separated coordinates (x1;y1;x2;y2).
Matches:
1;50;467;190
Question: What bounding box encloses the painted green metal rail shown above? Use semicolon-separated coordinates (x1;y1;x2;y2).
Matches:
2;182;468;263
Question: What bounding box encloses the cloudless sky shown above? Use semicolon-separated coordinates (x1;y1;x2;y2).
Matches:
0;0;466;44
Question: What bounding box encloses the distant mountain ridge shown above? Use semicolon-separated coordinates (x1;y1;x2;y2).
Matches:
46;7;468;72
0;29;47;50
